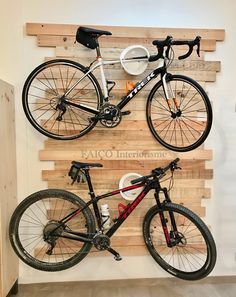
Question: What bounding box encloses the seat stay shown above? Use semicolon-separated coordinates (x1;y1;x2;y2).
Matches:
63;64;97;97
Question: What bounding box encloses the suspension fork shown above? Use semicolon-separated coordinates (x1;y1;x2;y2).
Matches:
162;187;178;233
154;188;171;246
155;187;178;247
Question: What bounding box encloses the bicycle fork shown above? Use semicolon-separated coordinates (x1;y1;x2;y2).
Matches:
162;73;180;112
155;188;178;248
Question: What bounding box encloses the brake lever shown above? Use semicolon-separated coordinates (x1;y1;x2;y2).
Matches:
170;164;182;172
196;38;201;57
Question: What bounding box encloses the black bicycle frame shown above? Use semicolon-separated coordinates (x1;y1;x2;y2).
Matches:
58;170;173;248
65;66;167;114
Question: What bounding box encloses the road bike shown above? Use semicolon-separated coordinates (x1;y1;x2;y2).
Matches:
9;158;216;280
22;26;212;152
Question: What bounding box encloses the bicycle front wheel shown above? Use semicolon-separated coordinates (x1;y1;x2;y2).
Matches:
9;189;96;271
22;59;103;140
143;203;216;280
146;74;212;152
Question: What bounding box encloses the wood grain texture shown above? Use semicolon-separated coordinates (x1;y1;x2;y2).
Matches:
0;80;18;296
25;23;224;257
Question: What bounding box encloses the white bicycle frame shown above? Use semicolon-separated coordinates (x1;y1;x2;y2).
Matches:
63;52;172;115
64;56;153;99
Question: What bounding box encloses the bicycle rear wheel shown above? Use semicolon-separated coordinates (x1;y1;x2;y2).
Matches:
146;74;212;152
9;189;96;271
22;59;103;140
143;203;216;280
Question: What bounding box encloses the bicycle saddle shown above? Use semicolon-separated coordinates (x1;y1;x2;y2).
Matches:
79;26;112;37
71;161;103;169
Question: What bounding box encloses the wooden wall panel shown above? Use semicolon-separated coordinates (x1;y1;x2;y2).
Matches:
26;23;224;257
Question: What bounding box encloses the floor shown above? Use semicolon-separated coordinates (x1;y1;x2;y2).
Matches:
10;277;236;297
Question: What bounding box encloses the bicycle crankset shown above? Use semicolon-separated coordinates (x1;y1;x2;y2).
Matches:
93;233;110;250
98;103;122;127
93;233;122;261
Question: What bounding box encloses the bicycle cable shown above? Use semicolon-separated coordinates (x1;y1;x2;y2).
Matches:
165;46;175;68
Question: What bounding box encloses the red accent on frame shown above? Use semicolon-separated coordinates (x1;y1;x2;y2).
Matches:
121;191;146;219
159;212;171;244
118;203;128;215
111;183;145;196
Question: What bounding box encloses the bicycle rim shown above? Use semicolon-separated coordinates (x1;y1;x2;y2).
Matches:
22;59;102;140
9;189;95;271
143;203;216;280
147;75;212;152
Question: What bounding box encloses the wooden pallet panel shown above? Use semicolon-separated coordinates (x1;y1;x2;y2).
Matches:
24;23;224;257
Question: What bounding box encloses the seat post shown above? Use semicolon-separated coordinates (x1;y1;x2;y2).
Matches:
95;43;102;58
83;168;95;198
84;168;103;228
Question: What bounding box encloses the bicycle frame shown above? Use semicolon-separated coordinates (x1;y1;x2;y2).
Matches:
59;171;172;247
63;55;171;115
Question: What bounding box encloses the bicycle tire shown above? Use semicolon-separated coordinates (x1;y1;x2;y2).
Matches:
9;189;96;271
22;59;103;140
146;74;212;152
143;203;216;280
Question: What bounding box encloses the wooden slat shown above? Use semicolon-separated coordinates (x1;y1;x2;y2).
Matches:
38;35;217;51
55;46;205;60
26;23;225;41
44;56;220;72
53;159;206;170
42;168;213;181
47;178;206;189
39;149;212;161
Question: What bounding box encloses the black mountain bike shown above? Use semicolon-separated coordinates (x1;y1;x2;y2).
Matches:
22;26;212;152
9;158;216;280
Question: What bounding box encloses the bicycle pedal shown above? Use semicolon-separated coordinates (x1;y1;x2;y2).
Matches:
114;255;122;261
107;246;122;261
121;110;131;116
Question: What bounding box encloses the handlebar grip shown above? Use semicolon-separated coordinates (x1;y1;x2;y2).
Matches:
131;158;180;184
173;157;180;163
162;158;180;173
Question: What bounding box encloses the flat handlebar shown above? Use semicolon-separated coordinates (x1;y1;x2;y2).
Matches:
130;158;180;185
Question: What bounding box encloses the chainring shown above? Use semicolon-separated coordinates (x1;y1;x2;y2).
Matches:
93;233;111;251
99;103;122;128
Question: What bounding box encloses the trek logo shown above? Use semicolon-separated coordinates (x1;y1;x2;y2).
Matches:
127;72;155;99
122;192;146;219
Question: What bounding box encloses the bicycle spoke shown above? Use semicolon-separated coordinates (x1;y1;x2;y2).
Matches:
49;67;59;94
148;76;211;151
146;205;212;276
24;61;100;139
69;81;92;101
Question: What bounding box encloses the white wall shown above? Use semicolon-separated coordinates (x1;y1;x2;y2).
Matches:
1;0;236;283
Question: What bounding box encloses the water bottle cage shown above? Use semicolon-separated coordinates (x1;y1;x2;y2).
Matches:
101;215;109;224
